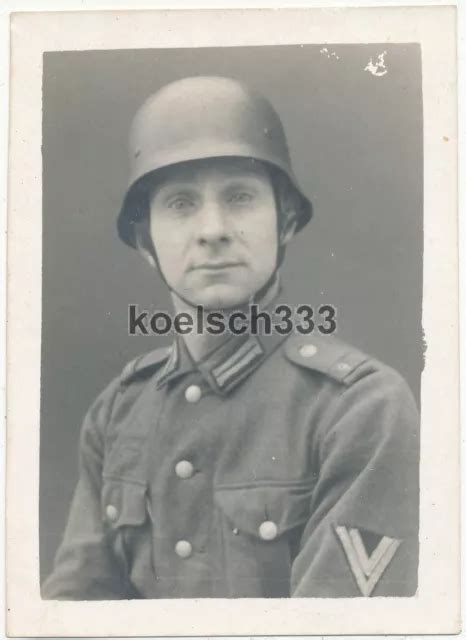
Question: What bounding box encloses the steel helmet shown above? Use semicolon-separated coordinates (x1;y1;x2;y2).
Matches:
117;76;313;248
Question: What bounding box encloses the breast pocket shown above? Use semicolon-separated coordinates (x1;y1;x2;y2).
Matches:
214;482;314;598
102;478;148;528
101;477;155;595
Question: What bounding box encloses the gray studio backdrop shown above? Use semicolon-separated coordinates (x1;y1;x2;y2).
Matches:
40;45;423;582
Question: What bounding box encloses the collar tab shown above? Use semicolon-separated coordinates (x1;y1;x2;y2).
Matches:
200;335;265;394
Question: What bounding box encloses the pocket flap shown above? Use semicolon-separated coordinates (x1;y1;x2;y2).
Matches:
214;483;313;538
101;479;147;529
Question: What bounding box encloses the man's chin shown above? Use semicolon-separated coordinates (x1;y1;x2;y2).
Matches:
183;284;252;311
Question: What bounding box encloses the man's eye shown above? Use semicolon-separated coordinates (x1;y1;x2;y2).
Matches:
229;192;253;205
167;197;194;211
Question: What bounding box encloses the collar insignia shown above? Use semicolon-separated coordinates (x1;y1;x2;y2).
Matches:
210;337;265;392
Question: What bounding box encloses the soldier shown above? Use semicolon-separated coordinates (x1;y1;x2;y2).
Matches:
42;76;419;599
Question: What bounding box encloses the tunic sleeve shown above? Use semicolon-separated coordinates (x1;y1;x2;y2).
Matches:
41;377;134;600
290;368;420;597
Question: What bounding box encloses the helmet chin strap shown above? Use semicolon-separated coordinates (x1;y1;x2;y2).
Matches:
248;270;281;307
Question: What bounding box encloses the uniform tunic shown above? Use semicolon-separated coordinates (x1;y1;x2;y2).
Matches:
42;329;419;599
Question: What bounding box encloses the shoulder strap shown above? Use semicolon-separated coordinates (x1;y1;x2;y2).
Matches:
284;333;373;385
120;346;171;385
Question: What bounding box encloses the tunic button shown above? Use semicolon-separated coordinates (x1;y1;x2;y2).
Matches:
185;385;202;403
299;344;317;358
175;540;193;558
259;520;278;541
106;504;118;522
175;460;194;479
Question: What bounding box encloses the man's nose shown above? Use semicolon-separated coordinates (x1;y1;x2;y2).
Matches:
196;200;231;246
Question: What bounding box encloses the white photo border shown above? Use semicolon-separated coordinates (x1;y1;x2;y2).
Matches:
6;6;459;636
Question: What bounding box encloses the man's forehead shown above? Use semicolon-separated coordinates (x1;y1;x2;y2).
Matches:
150;157;271;190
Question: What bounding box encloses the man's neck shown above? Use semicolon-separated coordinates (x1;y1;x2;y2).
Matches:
171;276;281;362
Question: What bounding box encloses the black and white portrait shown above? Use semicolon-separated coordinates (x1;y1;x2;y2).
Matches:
39;44;423;600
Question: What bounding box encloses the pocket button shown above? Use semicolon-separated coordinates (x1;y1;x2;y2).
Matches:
259;520;278;541
175;540;193;558
106;504;118;522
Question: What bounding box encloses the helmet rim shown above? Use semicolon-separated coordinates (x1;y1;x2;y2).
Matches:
117;76;313;248
117;154;312;249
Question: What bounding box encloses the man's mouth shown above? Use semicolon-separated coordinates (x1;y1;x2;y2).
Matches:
191;261;244;271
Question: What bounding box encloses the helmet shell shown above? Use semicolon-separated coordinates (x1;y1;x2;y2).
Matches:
117;76;312;248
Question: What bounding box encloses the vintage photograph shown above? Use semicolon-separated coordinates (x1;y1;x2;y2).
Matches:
40;44;422;600
6;7;459;636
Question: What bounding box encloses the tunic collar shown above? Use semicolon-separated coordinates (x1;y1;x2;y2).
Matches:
156;330;287;395
156;282;288;395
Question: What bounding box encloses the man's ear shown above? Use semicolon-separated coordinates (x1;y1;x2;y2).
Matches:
279;209;297;246
134;219;157;269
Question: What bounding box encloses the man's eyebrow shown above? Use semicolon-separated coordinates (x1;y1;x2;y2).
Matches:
151;182;196;197
223;178;261;189
150;172;266;197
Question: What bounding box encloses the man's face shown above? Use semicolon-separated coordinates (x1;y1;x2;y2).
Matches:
147;158;280;309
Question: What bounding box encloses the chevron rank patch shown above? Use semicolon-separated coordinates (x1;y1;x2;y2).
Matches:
335;525;401;596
